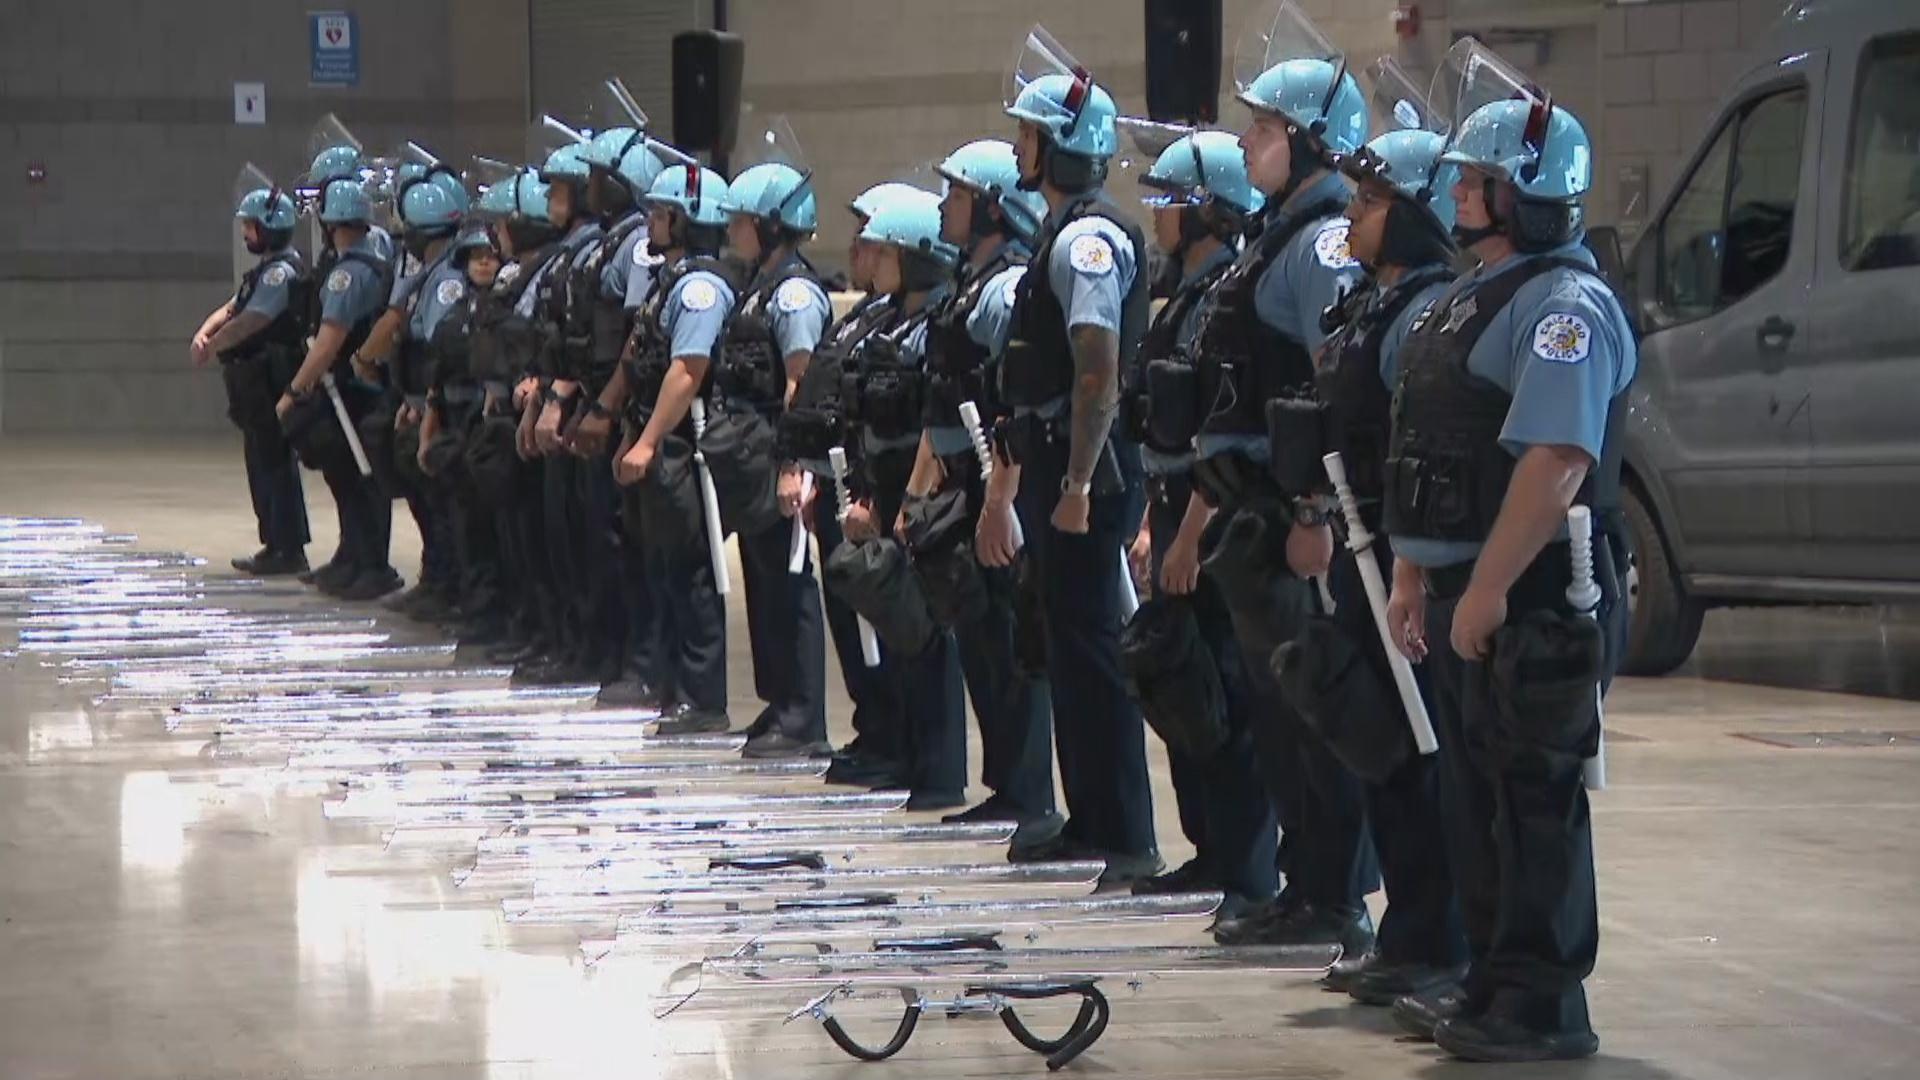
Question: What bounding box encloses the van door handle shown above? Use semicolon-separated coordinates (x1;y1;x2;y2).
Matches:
1757;316;1796;352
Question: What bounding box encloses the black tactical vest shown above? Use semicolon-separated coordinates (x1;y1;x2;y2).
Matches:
1384;256;1626;542
537;225;607;381
924;248;1019;429
1000;194;1150;409
329;248;395;384
426;291;477;398
577;213;649;393
1192;197;1344;436
1315;264;1452;506
1125;254;1232;455
221;251;312;365
843;302;933;443
622;254;740;425
716;254;822;411
468;247;563;387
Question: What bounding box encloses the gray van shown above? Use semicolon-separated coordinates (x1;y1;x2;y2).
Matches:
1613;0;1920;674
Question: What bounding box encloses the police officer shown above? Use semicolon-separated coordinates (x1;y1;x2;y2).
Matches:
904;139;1063;849
1308;120;1469;1006
706;155;832;758
516;138;606;685
1380;45;1632;1062
370;176;468;620
829;190;972;807
194;172;310;576
471;168;569;658
798;183;909;789
1198;33;1377;951
417;226;509;636
1119;129;1276;918
979;31;1159;883
274;170;398;600
608;163;737;736
557;125;671;706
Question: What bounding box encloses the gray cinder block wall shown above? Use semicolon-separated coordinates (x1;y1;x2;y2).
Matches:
0;0;528;435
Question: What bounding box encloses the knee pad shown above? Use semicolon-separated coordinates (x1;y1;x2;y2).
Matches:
1271;615;1412;783
1121;597;1228;760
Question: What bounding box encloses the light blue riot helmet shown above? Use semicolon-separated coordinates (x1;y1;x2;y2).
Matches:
236;188;299;233
1432;38;1592;251
616;143;668;203
937;139;1047;246
450;225;498;266
1141;130;1266;218
1335;129;1460;269
648;164;730;253
1004;28;1119;192
860;190;960;293
398;182;462;260
307;145;362;186
317;180;372;226
1238;59;1369;157
722;162;819;235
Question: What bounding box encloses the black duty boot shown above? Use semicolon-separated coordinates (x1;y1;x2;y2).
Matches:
1435;1013;1598;1063
1132;858;1212;897
1322;949;1381;993
653;703;731;736
1350;961;1469;1007
336;567;404;601
741;729;833;760
233;548;308;576
597;674;663;709
1392;984;1476;1042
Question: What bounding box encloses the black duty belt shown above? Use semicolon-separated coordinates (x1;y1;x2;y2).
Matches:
1424;540;1572;603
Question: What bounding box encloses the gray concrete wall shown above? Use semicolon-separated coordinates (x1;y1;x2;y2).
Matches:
0;0;528;434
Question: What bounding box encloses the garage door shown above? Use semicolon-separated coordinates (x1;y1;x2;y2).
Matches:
529;0;693;139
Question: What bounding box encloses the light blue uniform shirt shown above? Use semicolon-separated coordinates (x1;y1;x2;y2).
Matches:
758;256;832;357
1012;196;1139;421
1198;171;1362;461
238;250;298;321
600;213;657;310
664;267;736;362
928;245;1032;458
405;251;467;342
1142;243;1237;477
1391;239;1638;568
318;233;388;329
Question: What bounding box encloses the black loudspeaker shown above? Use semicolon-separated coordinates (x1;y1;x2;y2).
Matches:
672;30;745;156
1145;0;1223;124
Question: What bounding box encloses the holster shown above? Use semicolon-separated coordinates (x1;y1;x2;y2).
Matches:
903;489;988;629
1486;610;1605;763
824;537;940;659
699;407;783;538
636;434;705;555
1271;616;1413;783
1264;394;1329;499
1121;597;1228;760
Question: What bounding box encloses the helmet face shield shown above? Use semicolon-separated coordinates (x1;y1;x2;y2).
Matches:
1006;24;1092;134
1233;0;1344;110
1431;37;1552;183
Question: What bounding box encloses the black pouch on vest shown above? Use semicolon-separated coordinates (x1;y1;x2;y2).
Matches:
1145;359;1201;453
1122;597;1229;760
699;408;782;537
1271;615;1413;783
903;489;988;629
636;435;705;555
776;406;842;463
824;537;940;658
1487;610;1604;762
1265;394;1328;498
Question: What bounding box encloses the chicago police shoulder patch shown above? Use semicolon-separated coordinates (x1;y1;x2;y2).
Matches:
680;277;719;313
1531;312;1593;364
1313;222;1358;270
1068;233;1115;276
326;268;352;294
776;278;817;314
262;264;290;288
435;278;465;306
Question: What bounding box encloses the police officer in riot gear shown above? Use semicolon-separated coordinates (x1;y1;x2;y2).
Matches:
1305;103;1469;1006
1199;6;1376;951
607;163;737;737
1117;128;1276;918
828;189;970;807
195;169;311;576
979;27;1159;883
899;140;1063;848
705;145;832;759
796;183;911;789
1380;41;1633;1062
567;125;669;708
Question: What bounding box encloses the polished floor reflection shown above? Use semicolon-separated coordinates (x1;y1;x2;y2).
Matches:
2;436;1919;1079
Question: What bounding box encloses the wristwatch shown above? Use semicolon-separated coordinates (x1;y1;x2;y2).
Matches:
1060;477;1093;497
1292;498;1330;527
584;399;611;420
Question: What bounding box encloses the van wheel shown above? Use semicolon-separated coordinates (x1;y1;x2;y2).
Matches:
1620;484;1703;676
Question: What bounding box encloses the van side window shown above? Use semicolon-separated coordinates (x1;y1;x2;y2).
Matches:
1842;33;1920;272
1658;87;1808;321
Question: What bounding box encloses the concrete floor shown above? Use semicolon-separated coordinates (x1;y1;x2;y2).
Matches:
2;433;1918;1080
